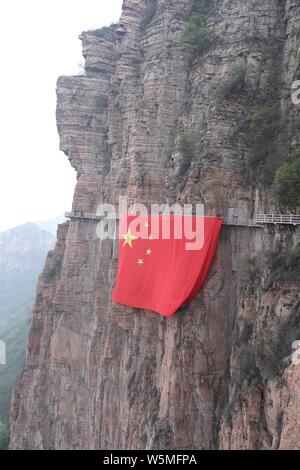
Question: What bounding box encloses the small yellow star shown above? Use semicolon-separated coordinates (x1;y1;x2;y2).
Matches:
146;248;152;256
148;234;154;241
137;258;144;266
122;229;137;248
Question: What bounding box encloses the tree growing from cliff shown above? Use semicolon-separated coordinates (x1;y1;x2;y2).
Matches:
218;63;247;99
246;102;282;184
140;1;157;29
181;11;215;57
266;247;300;285
272;156;300;210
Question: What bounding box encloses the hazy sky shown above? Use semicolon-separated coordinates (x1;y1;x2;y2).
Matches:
0;0;123;232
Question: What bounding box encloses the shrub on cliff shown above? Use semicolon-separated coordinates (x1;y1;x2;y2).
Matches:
181;12;215;57
140;2;156;29
218;63;247;99
43;258;62;282
266;246;300;286
247;103;280;145
271;156;300;210
246;102;281;184
237;344;256;385
175;131;195;176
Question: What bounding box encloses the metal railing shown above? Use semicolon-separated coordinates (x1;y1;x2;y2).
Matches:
65;212;300;227
255;214;300;225
65;211;115;221
223;219;263;228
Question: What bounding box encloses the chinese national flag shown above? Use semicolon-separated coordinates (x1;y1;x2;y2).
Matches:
112;214;223;317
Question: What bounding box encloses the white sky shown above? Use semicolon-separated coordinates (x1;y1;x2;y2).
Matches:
0;0;123;232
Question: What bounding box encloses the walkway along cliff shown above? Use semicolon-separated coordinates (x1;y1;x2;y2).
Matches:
10;0;300;449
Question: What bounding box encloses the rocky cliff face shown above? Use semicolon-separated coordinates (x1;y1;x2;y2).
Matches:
10;0;300;449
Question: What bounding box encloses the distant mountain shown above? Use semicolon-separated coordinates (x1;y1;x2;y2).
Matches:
36;215;66;235
0;222;55;447
0;223;55;289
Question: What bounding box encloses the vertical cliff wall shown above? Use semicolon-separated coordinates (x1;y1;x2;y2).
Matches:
10;0;300;449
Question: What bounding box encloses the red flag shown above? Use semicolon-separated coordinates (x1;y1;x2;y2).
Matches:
112;214;223;317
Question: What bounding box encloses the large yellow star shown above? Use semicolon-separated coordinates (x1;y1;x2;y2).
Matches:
122;229;137;248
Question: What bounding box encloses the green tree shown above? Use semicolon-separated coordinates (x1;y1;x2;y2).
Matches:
246;102;281;184
140;2;156;29
181;12;215;57
218;63;247;99
272;156;300;209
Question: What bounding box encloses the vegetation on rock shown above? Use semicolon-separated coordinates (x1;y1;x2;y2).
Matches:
175;131;195;177
140;2;156;29
181;1;215;57
43;257;62;282
266;246;300;285
271;156;300;210
246;101;281;184
218;63;247;99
